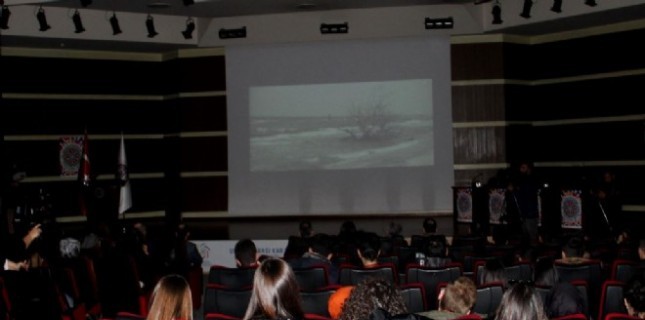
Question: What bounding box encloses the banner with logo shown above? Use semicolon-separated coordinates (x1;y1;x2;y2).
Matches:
561;189;583;229
59;136;83;176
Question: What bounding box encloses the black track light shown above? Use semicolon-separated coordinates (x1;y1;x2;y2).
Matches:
551;0;562;12
37;6;51;31
491;1;502;24
146;14;158;38
183;0;195;5
80;0;92;7
72;10;85;33
585;0;597;6
520;0;533;18
0;5;10;29
110;12;122;35
219;26;246;39
182;18;195;39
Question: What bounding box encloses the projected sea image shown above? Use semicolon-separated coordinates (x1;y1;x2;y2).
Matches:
250;115;434;171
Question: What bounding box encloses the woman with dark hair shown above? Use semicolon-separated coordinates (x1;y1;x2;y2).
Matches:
339;278;408;320
146;274;193;320
243;258;304;320
624;273;645;319
495;283;548;320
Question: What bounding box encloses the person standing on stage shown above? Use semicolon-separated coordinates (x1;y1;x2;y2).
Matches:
507;161;540;248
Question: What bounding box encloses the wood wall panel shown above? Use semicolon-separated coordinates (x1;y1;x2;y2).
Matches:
451;43;505;81
452;85;506;122
179;96;227;132
180;137;228;172
177;56;227;92
0;57;171;95
2;98;175;135
453;127;506;164
180;177;228;211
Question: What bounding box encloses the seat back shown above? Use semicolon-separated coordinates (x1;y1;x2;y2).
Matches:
0;277;11;320
115;311;146;320
203;284;252;319
551;313;587;320
338;263;397;286
571;280;590;317
599;280;627;320
208;265;256;289
300;285;340;317
504;262;533;283
472;282;504;319
555;260;602;307
405;263;461;310
399;283;427;313
611;260;636;282
293;265;329;291
604;313;642;320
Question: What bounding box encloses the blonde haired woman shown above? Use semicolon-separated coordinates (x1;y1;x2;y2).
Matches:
147;274;193;320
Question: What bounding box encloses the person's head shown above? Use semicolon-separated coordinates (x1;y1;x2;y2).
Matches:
533;257;559;287
339;278;407;320
147;274;192;320
545;282;585;318
328;286;354;320
440;276;477;315
244;258;304;320
624;273;645;318
495;283;548;320
339;220;357;236
562;236;585;259
299;220;313;238
175;223;190;241
309;233;333;259
356;232;381;267
388;221;402;237
518;161;533;175
481;259;507;286
235;238;258;268
423;217;437;234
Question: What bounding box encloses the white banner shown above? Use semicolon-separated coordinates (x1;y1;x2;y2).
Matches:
193;239;289;271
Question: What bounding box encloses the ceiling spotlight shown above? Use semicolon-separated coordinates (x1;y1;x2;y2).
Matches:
72;9;85;33
146;14;158;38
585;0;597;6
80;0;92;7
219;26;246;39
0;5;10;29
182;17;195;39
320;22;349;34
36;6;51;31
424;17;453;29
109;12;122;35
551;0;562;12
183;0;195;5
520;0;533;18
491;1;502;24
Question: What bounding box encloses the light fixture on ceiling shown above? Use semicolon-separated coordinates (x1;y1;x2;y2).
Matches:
219;26;246;39
585;0;597;6
80;0;92;7
520;0;533;18
146;14;158;38
551;0;562;12
182;17;195;39
491;0;502;24
109;12;122;35
183;0;195;6
36;6;51;31
320;22;348;34
72;9;85;33
0;5;10;29
424;17;453;29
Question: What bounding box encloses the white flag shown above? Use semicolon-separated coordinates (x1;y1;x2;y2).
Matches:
118;134;132;216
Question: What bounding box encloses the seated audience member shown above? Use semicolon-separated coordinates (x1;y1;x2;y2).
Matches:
168;223;203;277
624;272;645;319
235;238;259;268
243;258;304;320
480;258;507;287
421;218;448;247
339;278;408;320
419;277;479;320
356;232;382;268
328;286;354;320
289;233;339;284
495;282;548;320
544;282;585;319
557;236;591;265
533;257;559;287
336;220;359;258
424;238;450;268
284;221;315;260
146;274;193;320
